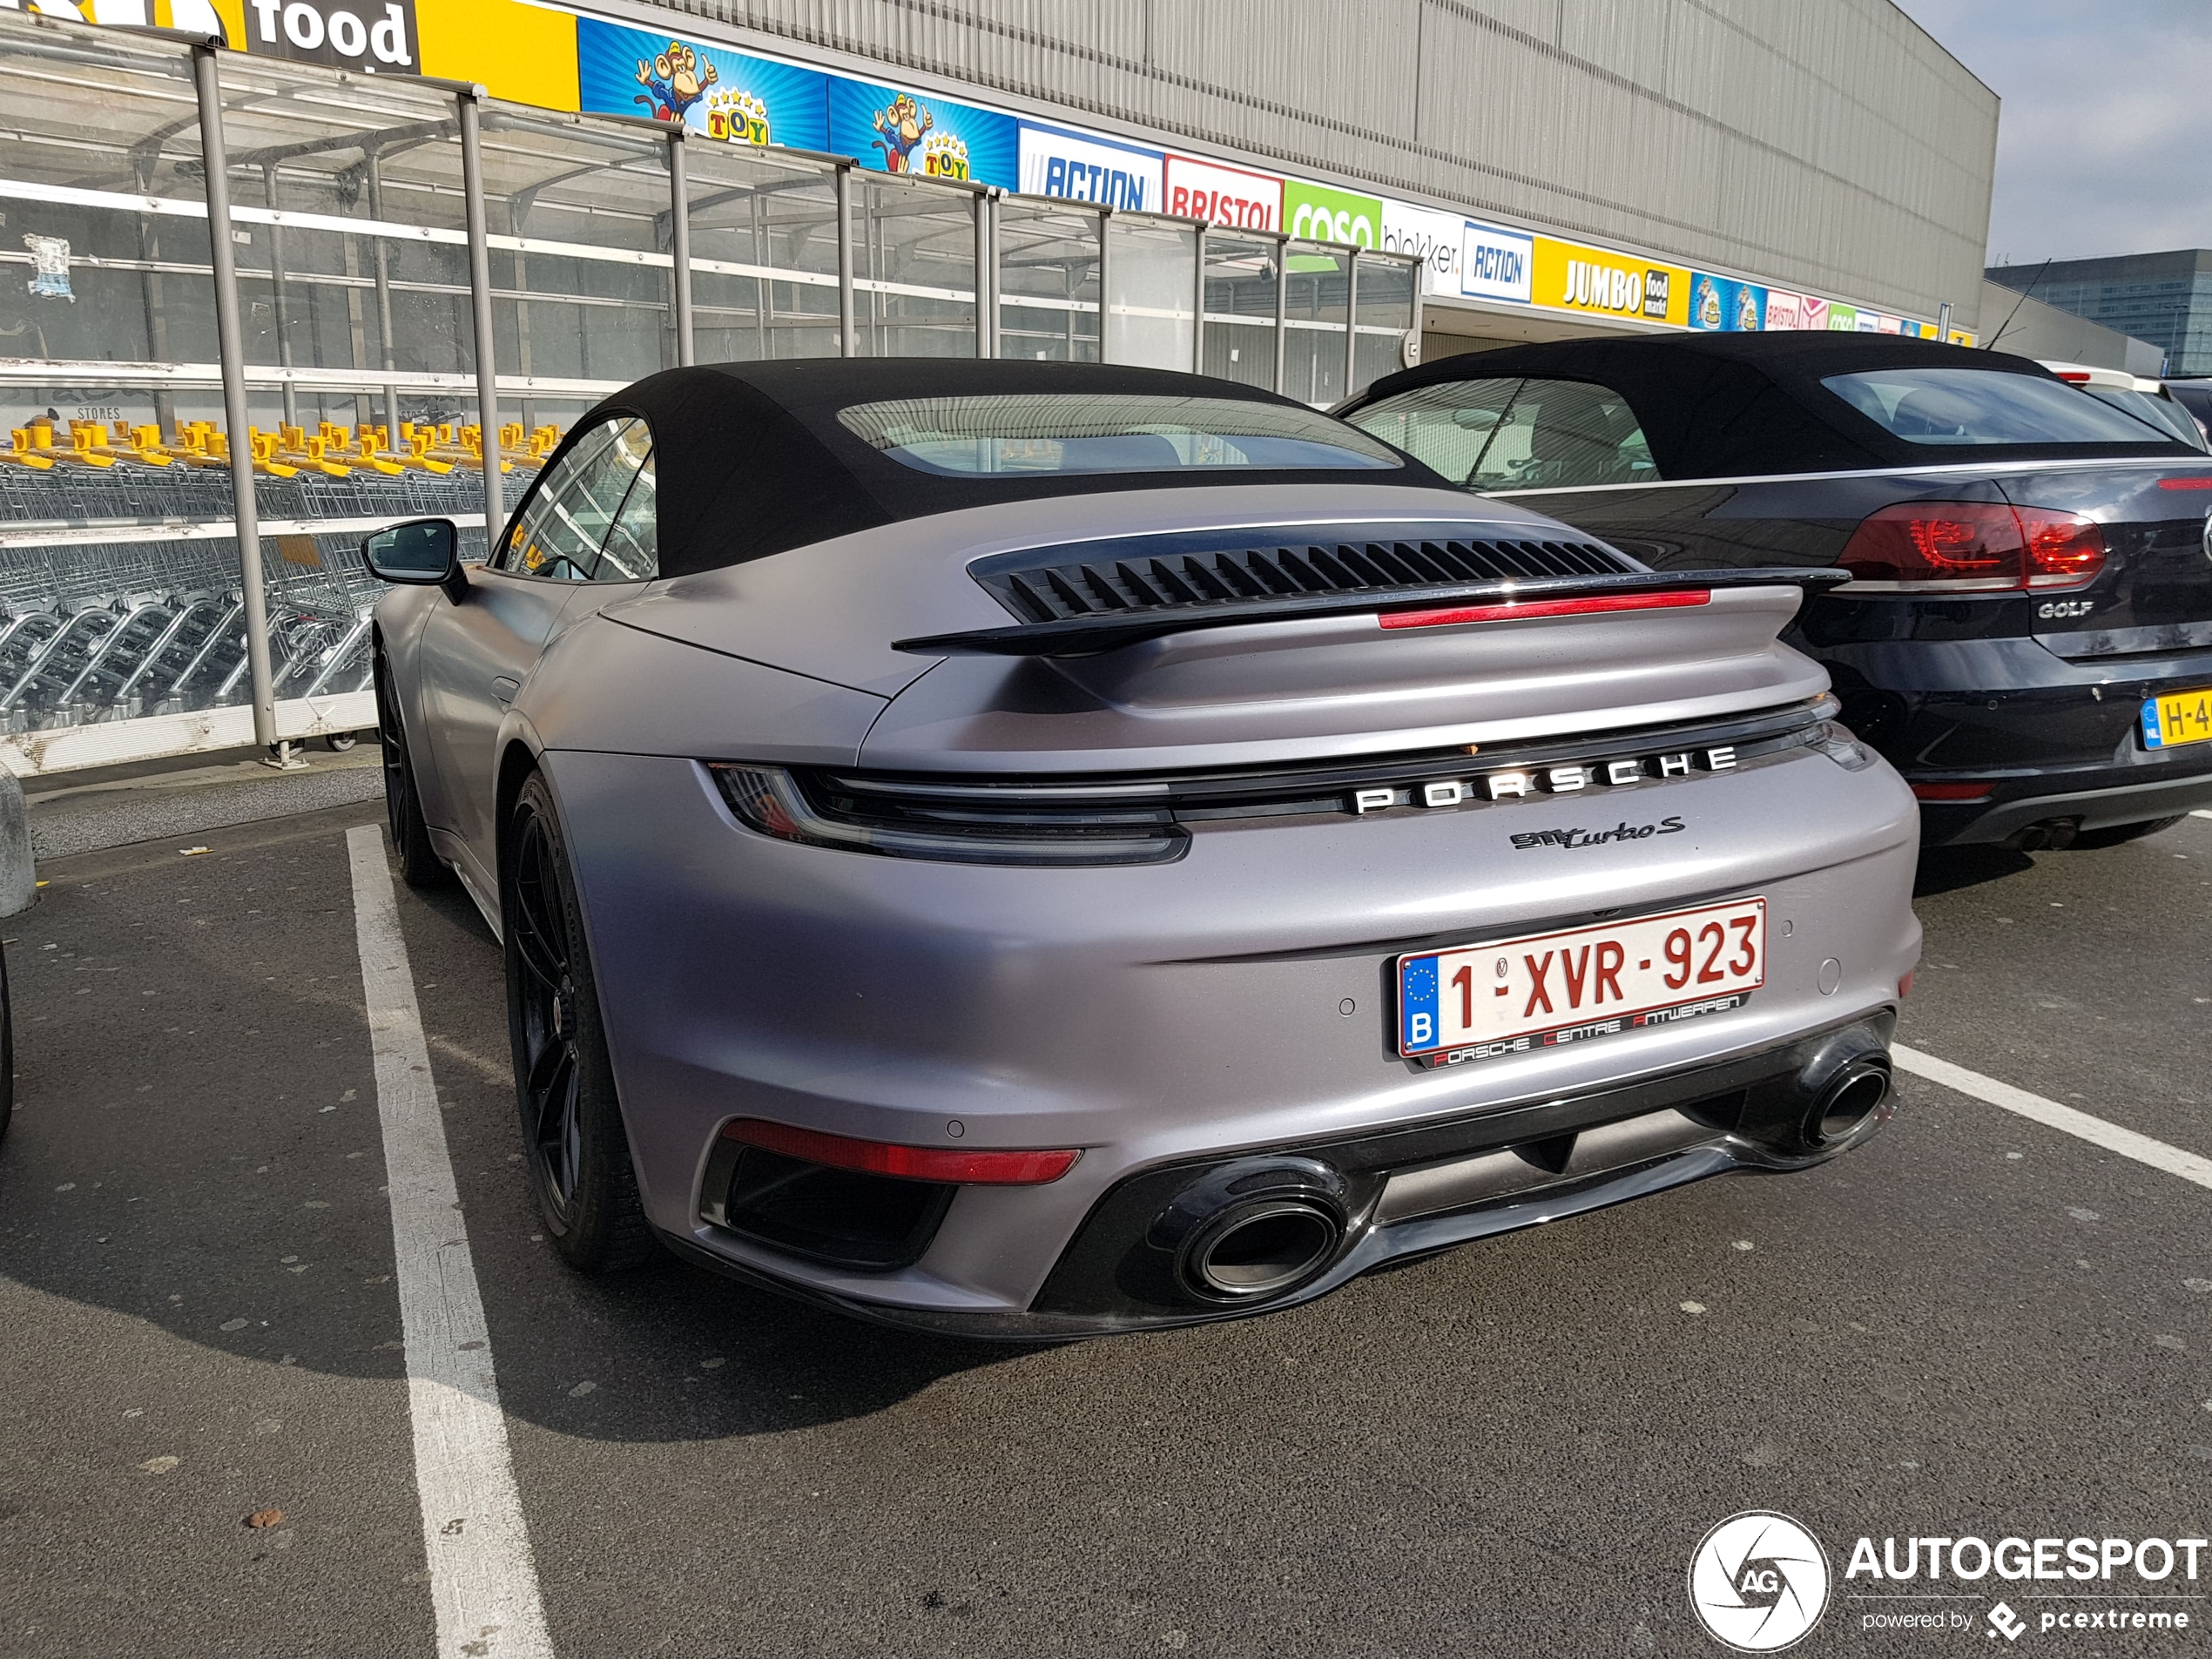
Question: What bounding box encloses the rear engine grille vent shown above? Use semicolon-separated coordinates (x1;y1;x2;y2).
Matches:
975;529;1640;625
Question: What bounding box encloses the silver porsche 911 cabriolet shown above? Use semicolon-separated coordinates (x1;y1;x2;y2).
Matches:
365;360;1919;1337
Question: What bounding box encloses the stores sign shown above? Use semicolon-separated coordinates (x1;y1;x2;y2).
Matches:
1164;155;1279;231
1459;220;1534;305
1534;237;1688;326
1379;201;1465;293
243;0;415;70
1285;179;1380;248
1018;122;1163;212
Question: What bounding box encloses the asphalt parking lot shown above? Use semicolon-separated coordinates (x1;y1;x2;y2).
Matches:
1;791;2209;1658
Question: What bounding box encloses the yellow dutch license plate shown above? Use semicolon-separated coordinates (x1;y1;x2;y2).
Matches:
2141;689;2212;750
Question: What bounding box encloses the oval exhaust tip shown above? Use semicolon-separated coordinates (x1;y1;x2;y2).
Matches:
1810;1063;1891;1146
1186;1200;1343;1300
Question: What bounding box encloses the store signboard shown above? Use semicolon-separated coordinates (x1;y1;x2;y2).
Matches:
1380;200;1466;293
239;0;418;71
1688;271;1767;332
1284;179;1381;248
577;18;826;146
1764;290;1804;330
1534;237;1688;326
1017;121;1163;212
1825;303;1858;331
829;76;1016;185
1459;220;1534;305
1163;155;1280;231
1853;309;1881;332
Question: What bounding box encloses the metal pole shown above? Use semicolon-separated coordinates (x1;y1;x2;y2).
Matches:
972;190;988;360
192;44;280;756
668;130;694;367
986;192;1000;357
1937;300;1953;341
1407;252;1423;355
1191;222;1207;374
367;152;401;442
1271;235;1288;394
836;165;854;358
1096;208;1111;364
1342;246;1359;400
264;163;300;429
457;87;503;545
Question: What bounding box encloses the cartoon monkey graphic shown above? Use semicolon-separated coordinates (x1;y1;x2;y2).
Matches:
635;43;718;124
870;93;933;173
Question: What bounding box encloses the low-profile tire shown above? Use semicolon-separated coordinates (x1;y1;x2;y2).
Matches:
2067;814;2184;850
503;771;653;1272
374;642;445;889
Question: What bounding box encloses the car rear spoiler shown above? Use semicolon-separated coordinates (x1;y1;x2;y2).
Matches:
892;568;1850;658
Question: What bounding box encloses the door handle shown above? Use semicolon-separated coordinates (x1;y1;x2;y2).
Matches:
491;675;521;707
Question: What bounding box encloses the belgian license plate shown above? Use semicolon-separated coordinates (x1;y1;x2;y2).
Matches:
1398;899;1765;1068
2141;689;2212;750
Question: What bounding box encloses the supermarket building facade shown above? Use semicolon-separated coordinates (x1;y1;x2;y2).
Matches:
0;0;1998;773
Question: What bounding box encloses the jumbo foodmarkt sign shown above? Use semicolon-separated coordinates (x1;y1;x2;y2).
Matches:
1534;236;1689;327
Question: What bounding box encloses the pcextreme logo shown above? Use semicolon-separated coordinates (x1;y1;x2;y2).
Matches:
1689;1512;1831;1652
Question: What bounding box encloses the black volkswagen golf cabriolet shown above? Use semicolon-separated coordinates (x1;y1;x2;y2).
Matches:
1343;334;2212;850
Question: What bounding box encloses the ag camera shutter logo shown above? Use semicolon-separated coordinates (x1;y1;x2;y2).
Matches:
1689;1512;1831;1651
245;0;415;71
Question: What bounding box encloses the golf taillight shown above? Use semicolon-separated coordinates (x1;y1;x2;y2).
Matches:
718;1118;1081;1185
1838;502;2104;592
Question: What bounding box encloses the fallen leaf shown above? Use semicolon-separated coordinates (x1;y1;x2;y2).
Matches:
246;1508;285;1529
138;1455;179;1475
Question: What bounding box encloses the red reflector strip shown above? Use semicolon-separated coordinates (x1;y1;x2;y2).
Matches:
2156;477;2212;489
719;1118;1081;1185
1910;782;1994;802
1379;590;1711;631
1898;971;1914;999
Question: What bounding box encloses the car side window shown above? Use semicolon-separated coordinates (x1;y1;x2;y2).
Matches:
593;448;658;581
1349;376;1659;491
495;417;650;581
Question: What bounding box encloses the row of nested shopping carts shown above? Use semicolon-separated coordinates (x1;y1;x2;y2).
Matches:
0;437;510;733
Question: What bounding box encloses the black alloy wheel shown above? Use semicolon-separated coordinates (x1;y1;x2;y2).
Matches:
374;640;445;888
504;772;652;1271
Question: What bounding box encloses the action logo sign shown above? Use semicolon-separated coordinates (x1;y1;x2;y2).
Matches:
241;0;415;71
1018;121;1162;212
1458;219;1534;305
830;78;1015;187
1689;1512;1831;1651
577;21;827;149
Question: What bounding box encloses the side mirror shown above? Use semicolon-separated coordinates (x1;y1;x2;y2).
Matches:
363;518;458;585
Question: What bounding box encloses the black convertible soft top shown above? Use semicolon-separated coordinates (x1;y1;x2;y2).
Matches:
1350;332;2198;481
565;359;1443;579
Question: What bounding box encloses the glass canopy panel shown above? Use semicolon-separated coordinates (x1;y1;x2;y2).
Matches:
1199;231;1279;393
1103;214;1195;372
853;173;976;358
996;200;1099;363
684;143;842;362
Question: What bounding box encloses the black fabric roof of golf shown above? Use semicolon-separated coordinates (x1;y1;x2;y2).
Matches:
1350;332;2198;480
556;359;1442;578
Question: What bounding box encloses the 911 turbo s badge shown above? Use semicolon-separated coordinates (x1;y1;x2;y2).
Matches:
1512;817;1686;850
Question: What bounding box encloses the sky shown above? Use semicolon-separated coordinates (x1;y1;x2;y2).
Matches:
1892;0;2212;266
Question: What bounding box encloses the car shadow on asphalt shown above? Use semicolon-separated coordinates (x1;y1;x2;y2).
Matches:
1913;844;2035;897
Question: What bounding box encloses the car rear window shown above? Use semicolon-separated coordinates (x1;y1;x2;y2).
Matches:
1821;368;2164;446
836;394;1399;475
2082;386;2208;449
1345;376;1658;489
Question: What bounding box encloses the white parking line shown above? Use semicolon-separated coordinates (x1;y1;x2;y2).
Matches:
1892;1043;2212;1191
2193;810;2212;820
347;826;554;1659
